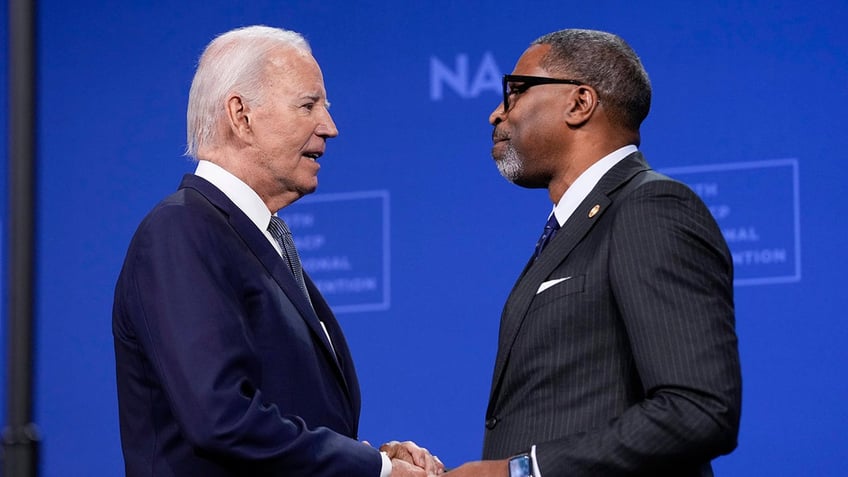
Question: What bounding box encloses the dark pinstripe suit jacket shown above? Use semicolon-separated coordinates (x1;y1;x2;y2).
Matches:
482;152;742;476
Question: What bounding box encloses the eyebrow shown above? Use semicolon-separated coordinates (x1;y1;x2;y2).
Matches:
297;93;332;109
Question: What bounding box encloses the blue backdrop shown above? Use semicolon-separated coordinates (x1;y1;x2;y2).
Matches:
2;1;847;475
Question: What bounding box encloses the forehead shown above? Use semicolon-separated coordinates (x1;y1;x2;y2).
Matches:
264;48;325;89
512;43;552;75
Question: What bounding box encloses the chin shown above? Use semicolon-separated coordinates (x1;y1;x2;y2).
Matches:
496;160;522;183
301;181;319;195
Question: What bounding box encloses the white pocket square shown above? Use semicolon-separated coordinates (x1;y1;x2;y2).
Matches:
537;276;573;294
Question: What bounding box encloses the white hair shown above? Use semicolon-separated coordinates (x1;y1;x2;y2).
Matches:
185;25;311;158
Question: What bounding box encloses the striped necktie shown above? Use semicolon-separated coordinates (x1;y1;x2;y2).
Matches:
268;215;310;301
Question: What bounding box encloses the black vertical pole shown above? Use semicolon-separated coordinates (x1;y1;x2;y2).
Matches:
3;0;40;475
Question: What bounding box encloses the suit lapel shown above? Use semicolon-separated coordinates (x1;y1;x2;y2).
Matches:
179;175;347;386
488;153;651;406
306;274;359;408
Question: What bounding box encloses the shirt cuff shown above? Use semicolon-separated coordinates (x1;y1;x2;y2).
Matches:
380;451;392;477
530;445;541;477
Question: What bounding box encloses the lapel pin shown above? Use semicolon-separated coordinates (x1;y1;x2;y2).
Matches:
588;204;601;218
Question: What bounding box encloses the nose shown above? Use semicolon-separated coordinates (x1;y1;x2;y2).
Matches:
489;102;506;126
317;108;339;138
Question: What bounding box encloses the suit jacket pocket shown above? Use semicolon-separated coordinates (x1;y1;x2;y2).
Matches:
528;274;586;312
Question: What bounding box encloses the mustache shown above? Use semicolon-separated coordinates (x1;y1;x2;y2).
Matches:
492;128;509;142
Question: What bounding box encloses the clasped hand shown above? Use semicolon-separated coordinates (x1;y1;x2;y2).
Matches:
380;440;445;476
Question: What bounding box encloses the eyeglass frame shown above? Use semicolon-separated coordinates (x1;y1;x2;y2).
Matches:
501;74;585;112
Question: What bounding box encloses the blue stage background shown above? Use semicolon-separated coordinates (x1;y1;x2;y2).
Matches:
2;1;847;475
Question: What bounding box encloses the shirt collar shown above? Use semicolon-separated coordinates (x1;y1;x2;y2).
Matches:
552;144;638;226
193;160;273;231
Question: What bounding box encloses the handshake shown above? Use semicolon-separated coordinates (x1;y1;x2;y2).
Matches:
379;440;508;477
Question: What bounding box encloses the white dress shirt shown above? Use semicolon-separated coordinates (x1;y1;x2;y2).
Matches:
550;145;638;227
194;160;281;254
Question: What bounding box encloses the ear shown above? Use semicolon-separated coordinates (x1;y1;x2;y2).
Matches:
563;85;600;128
225;94;253;141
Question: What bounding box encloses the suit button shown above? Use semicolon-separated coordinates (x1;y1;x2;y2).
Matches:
485;417;498;429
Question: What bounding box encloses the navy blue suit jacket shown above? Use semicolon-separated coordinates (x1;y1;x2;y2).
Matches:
113;174;382;476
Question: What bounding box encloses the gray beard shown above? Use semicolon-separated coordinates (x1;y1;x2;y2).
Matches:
496;143;523;182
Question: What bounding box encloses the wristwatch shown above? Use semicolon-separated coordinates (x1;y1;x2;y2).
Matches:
508;453;533;477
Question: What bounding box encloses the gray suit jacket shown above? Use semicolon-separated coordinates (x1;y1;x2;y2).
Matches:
482;153;742;476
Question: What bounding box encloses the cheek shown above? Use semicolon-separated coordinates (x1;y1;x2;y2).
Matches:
511;121;543;156
519;111;560;148
265;131;300;157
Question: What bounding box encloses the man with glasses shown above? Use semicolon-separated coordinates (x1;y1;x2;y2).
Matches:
446;29;741;476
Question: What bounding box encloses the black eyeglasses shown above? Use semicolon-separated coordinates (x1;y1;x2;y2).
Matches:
502;74;584;112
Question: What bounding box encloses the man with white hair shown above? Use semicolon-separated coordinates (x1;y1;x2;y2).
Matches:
113;25;442;477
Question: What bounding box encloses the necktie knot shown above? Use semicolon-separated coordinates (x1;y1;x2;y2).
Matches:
533;213;560;261
268;215;292;240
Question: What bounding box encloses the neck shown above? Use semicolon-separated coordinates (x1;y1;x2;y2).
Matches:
197;148;301;213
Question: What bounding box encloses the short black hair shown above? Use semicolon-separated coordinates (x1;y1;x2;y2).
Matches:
533;29;652;131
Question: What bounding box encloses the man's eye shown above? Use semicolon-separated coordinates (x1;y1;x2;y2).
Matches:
508;84;528;96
